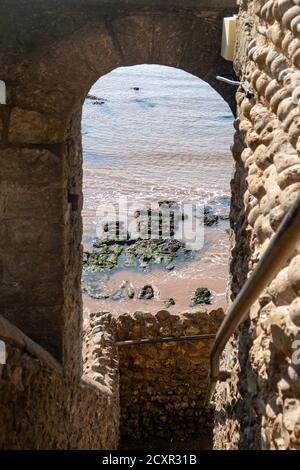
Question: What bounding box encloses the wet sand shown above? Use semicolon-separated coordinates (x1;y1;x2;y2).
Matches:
82;226;229;317
82;65;233;316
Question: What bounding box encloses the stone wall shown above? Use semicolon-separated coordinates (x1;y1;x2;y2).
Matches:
0;0;236;449
6;0;300;451
0;314;119;449
0;304;222;450
89;308;224;444
0;0;236;375
214;0;300;450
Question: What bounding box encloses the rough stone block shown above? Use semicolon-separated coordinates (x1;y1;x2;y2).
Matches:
8;108;63;144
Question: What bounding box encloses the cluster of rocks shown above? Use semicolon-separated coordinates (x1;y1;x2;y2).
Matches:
164;298;176;308
86;93;107;106
82;272;212;309
82;232;187;276
124;238;183;271
82;199;224;308
83;243;122;272
83;201;229;276
191;288;212;306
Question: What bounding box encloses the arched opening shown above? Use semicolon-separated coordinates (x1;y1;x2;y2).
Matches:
82;65;233;317
81;65;234;448
0;4;237;377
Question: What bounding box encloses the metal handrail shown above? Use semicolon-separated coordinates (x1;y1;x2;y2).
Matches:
216;75;254;98
207;192;300;404
117;333;216;347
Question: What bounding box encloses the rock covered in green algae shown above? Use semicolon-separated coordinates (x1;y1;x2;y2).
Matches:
83;234;184;274
191;288;212;306
81;280;110;300
138;285;154;300
82;278;136;302
164;298;176;308
83;242;123;272
125;238;182;270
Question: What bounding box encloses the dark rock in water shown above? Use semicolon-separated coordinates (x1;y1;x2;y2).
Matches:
85;207;191;276
93;233;129;246
134;203;185;238
161;239;181;253
127;288;135;299
138;284;154;300
204;213;219;226
191;288;212;306
218;212;230;220
166;263;174;271
194;205;219;226
87;93;107;102
83;243;122;272
124;238;182;271
92;237;101;247
81;282;110;300
102;234;129;244
164;298;175;308
86;93;98;100
93;100;106;105
158;200;178;208
204;205;213;215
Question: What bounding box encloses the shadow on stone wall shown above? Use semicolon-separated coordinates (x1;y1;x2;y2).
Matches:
86;307;224;449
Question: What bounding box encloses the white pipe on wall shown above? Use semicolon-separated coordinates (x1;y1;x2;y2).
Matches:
0;80;6;104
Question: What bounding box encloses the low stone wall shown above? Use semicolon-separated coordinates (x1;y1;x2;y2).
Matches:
0;315;119;449
89;307;224;443
1;306;223;449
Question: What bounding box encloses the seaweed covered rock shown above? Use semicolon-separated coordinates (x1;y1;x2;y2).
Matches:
164;298;176;308
191;288;212;306
83;243;123;272
124;238;182;270
138;285;154;300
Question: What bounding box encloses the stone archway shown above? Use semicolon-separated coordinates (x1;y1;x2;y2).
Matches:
0;0;237;374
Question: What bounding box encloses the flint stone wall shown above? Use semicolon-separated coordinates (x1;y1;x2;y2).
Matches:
89;307;224;442
214;0;300;451
0;314;119;449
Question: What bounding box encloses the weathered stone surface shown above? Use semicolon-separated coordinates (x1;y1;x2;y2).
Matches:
214;0;300;451
4;0;300;453
106;308;223;441
289;297;300;326
0;316;118;449
8;108;63;144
